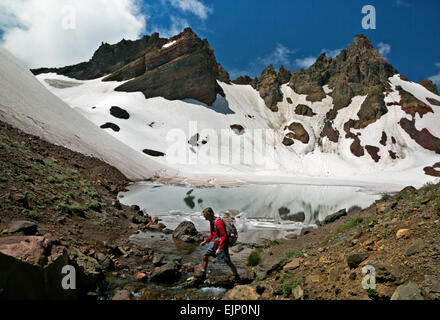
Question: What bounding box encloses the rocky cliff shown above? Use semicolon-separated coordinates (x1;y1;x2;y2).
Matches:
32;28;230;106
31;34;168;80
107;28;230;105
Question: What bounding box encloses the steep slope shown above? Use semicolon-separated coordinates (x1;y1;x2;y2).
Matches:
0;46;176;181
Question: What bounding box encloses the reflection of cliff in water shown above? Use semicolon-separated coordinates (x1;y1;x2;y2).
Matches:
120;182;381;242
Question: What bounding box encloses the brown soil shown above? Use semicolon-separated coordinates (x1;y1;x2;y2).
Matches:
245;185;440;300
0;120;139;255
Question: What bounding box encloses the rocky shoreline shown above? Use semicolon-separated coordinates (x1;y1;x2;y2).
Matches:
1;120;439;300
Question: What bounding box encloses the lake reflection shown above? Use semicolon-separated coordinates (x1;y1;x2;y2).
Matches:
119;182;381;243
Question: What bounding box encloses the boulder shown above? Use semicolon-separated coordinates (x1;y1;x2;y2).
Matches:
112;289;135;300
405;239;424;257
373;264;400;283
6;221;38;235
292;285;304;300
150;262;181;284
323;209;347;224
283;258;302;271
0;234;74;299
223;285;260;300
96;252;114;271
396;229;410;240
172;221;203;243
152;254;182;267
68;247;104;292
391;282;424;300
346;252;369;269
257;258;290;280
295;104;316;117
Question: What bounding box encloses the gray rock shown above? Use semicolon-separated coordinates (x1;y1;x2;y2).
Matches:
150;262;181;283
96;252;114;271
405;239;424;257
113;200;122;210
373;264;400;283
346;252;369;269
257;258;290;280
7;221;38;235
391;282;424;300
324;209;347;224
152;254;182;267
172;221;203;243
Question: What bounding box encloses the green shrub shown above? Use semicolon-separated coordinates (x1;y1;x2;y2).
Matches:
70;203;85;216
381;194;391;201
66;191;75;199
87;200;102;212
56;202;71;215
280;273;290;284
333;216;363;238
47;176;55;183
87;191;100;199
247;251;261;266
283;248;304;258
282;283;291;298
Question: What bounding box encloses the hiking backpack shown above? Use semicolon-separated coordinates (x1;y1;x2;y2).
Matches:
214;217;238;246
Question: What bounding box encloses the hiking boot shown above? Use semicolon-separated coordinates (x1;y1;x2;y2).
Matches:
195;272;207;282
234;274;241;283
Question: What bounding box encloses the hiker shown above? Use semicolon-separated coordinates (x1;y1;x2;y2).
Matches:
199;207;240;281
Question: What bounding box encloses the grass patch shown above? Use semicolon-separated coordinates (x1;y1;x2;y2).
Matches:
283;248;304;259
87;200;102;212
56;202;85;216
47;176;55;183
247;251;261;266
69;238;78;246
66;191;75;199
87;191;100;199
380;194;392;201
366;217;378;229
281;279;298;298
332;216;363;238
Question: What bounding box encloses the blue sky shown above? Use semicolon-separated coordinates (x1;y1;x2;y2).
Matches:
1;0;439;84
139;0;440;83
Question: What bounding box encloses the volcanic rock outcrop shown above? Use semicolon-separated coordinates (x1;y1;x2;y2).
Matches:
32;28;230;106
32;34;168;80
105;28;229;105
250;65;291;112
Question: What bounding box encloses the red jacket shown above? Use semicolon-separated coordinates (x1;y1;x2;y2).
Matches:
205;217;228;250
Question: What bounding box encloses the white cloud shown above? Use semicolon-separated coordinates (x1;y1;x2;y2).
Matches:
429;62;440;85
394;0;411;7
322;48;342;58
258;43;295;67
0;0;146;68
151;15;190;38
168;0;212;20
295;56;317;69
294;48;342;69
377;42;391;58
